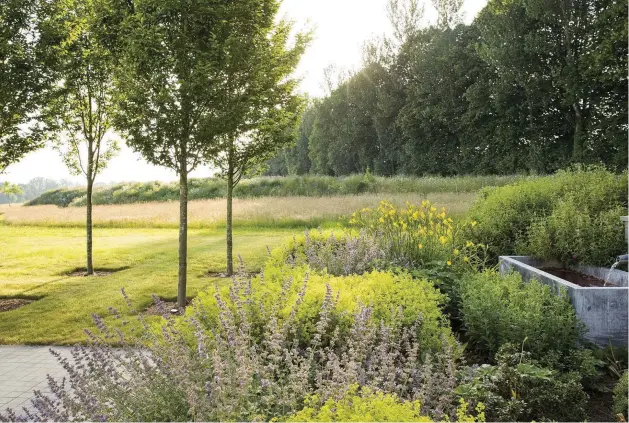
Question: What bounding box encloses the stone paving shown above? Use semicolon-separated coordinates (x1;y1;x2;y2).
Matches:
0;346;72;412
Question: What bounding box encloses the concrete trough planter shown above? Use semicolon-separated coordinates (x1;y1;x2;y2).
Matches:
499;256;628;347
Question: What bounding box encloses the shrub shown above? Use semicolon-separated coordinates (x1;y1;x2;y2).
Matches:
284;384;431;422
272;229;386;276
284;386;486;422
349;200;488;270
469;166;628;265
614;371;629;420
459;270;584;360
455;344;588;422
194;263;456;357
1;271;461;422
525;198;626;266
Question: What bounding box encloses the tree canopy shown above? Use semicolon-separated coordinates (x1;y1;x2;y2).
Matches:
267;0;628;176
0;0;56;173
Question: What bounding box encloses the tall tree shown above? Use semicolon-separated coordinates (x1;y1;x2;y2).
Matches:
44;0;119;275
115;0;300;307
209;13;308;276
0;0;55;173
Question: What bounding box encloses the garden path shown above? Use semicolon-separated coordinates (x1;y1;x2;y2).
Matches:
0;345;71;412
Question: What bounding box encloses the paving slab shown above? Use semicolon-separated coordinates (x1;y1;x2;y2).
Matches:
0;346;73;413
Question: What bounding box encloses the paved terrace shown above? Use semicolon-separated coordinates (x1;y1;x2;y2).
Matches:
0;346;71;413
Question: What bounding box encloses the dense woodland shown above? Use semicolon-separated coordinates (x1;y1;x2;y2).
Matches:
267;0;628;176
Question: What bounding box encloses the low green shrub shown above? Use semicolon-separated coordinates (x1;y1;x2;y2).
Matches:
193;263;456;357
459;270;584;360
5;270;462;422
614;371;629;420
525;197;626;266
284;385;486;423
456;344;588;422
469;166;628;266
284;384;431;422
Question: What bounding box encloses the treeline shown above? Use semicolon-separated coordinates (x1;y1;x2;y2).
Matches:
0;177;77;204
267;0;628;176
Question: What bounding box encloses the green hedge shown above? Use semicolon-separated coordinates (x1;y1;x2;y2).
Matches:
26;174;524;207
468;166;628;266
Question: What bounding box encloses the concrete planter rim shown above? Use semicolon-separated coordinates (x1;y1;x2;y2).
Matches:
500;255;628;290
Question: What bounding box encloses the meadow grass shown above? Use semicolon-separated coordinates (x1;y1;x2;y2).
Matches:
26;174;523;207
1;192;476;228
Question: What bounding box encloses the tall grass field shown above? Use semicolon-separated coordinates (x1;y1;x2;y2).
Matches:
25;174;526;207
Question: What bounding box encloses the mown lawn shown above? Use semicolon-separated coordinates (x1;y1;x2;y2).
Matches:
0;192;478;345
0;225;295;344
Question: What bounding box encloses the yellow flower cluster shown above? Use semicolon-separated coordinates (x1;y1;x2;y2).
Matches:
349;200;486;269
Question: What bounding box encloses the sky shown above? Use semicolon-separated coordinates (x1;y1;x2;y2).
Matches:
4;0;488;185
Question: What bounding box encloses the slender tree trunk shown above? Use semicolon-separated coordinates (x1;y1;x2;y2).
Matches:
86;145;94;276
86;177;94;275
226;146;234;276
178;152;188;309
572;103;584;163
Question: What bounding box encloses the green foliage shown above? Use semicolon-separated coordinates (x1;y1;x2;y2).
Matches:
43;0;120;183
459;270;584;360
0;0;54;173
526;199;626;266
266;0;628;177
284;385;431;422
192;263;456;357
469;167;628;265
0;182;23;201
0;177;77;205
456;344;588;422
26;174;523;207
613;371;629;420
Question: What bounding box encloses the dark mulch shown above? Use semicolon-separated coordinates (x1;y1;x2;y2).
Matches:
65;266;130;277
0;299;33;312
143;298;193;317
540;267;614;287
586;375;617;422
206;271;258;279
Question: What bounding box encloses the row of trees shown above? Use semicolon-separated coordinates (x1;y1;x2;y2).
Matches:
1;0;308;307
0;177;78;204
267;0;628;177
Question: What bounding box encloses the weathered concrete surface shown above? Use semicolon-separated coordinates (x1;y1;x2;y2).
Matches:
499;256;628;348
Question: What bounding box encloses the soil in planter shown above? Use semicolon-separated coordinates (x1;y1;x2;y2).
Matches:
0;299;33;312
540;267;614;287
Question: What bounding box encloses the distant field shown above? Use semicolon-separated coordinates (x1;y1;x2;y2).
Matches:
2;192;477;228
25;174;524;207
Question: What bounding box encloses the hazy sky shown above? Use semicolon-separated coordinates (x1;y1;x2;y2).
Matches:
4;0;488;184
